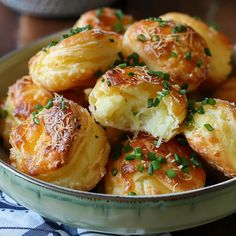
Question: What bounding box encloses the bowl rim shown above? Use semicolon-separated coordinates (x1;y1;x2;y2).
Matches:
1;31;236;203
1;159;236;202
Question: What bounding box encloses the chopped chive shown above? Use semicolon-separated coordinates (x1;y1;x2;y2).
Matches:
138;164;144;173
148;17;166;27
157;156;166;164
147;70;170;80
134;147;143;154
171;51;177;57
160;89;170;96
128;192;137;196
153;97;160;107
125;153;136;160
196;106;205;114
118;63;127;68
0;109;8;119
182;166;190;173
101;78;105;82
133;111;138;116
134;147;142;160
151;35;160;42
147;152;156;161
152;159;160;171
180;157;189;168
33;116;40;125
70;25;91;35
123;145;132;153
32;110;39;117
185;51;191;60
61;34;69;40
196;59;203;68
111;168;118;176
202;98;216;105
45;99;54;109
163;80;171;90
128;72;135;77
61;99;66;110
204;123;214;131
204;48;212;56
107;81;112;87
148;163;153;176
166;169;177;178
35;104;43;111
172;24;187;33
137;34;147;42
179;89;187;95
147;98;154;108
48;41;58;48
113;22;123;33
115;9;124;20
174;153;181;164
181;83;189;90
209;23;218;30
190;157;202;167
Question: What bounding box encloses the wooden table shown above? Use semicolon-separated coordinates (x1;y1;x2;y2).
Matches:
0;1;236;235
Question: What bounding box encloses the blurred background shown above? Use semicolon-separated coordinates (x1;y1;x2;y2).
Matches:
0;0;235;57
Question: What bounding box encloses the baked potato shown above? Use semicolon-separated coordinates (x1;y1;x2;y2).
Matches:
104;133;206;195
89;65;187;141
161;12;233;88
74;7;134;34
184;99;236;177
29;29;122;91
9;95;110;190
122;18;210;91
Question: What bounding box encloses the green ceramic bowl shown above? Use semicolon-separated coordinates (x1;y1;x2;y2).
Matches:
0;31;236;235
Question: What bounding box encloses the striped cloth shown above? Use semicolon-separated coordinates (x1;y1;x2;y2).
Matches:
0;191;171;236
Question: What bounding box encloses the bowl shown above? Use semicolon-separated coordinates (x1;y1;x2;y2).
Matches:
0;31;236;235
0;0;118;17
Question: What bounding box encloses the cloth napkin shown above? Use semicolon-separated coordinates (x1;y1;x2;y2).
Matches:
0;190;171;236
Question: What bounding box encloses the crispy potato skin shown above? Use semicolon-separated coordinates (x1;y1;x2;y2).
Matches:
123;19;210;91
89;66;187;141
184;99;236;177
1;76;53;145
74;7;134;34
104;134;205;195
29;29;122;91
161;12;233;88
9;95;110;190
213;77;236;103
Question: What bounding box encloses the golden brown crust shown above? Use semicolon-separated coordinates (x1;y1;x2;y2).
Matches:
29;29;122;91
74;7;134;34
0;76;53;146
184;99;236;177
9;95;110;190
104;134;206;195
89;66;187;141
213;77;236;103
122;18;210;91
161;12;233;88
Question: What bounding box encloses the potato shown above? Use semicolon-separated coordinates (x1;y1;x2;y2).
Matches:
104;133;206;195
9;94;110;190
89;66;187;141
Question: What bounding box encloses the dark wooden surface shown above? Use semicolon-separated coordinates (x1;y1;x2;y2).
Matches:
0;1;236;235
